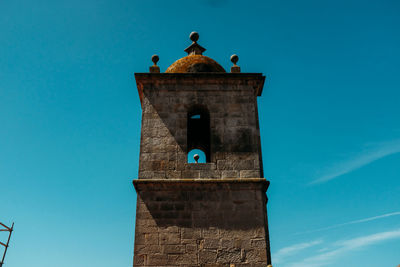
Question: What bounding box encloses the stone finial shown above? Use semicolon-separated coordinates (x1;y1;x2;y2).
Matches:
193;154;200;163
190;31;199;42
152;54;159;65
184;31;206;55
230;54;241;73
149;54;160;73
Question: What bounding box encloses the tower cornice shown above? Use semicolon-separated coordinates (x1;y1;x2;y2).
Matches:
135;73;266;105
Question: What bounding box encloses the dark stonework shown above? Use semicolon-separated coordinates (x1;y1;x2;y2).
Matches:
133;72;271;266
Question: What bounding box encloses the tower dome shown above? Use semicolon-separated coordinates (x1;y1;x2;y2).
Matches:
165;54;226;73
165;31;226;73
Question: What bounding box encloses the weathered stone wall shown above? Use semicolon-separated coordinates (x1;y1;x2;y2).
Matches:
133;180;271;266
136;73;265;180
133;73;271;266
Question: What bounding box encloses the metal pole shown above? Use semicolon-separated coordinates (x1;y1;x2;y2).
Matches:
0;222;14;267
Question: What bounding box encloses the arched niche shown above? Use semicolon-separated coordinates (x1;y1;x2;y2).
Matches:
187;105;211;163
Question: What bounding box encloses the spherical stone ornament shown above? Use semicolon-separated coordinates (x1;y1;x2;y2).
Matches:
151;54;159;65
230;54;239;65
190;31;199;42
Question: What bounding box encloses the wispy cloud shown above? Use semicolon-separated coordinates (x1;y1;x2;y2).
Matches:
273;240;322;264
310;139;400;185
284;228;400;267
296;211;400;235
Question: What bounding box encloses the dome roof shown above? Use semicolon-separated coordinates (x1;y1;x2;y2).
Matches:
165;55;226;73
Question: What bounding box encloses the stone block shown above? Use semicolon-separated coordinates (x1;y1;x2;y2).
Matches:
136;225;159;234
135;218;157;228
166;170;181;179
220;239;235;249
234;239;251;250
244;249;267;263
158;225;180;233
160;233;181;245
182;170;200;179
217;160;254;171
182;228;201;239
202;227;219;238
186;244;198;253
136;210;153;220
133;254;146;266
135;245;161;254
199;250;217;264
251;238;267;249
181;238;198;245
239;170;260;178
200;170;221;179
135;232;159;245
138;170;166;179
221;170;240;178
203;238;220;250
219;229;246;239
185;163;216;170
163;244;185;254
216;248;242;263
170;253;198;265
147;254;168;265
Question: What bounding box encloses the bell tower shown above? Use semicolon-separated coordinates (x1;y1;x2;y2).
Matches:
133;32;272;266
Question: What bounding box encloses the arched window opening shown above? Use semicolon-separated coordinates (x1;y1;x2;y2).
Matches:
187;106;210;163
187;149;207;163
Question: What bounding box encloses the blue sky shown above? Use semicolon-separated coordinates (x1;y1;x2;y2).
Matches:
1;0;399;266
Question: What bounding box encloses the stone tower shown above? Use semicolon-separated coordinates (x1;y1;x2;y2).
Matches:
133;32;271;267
